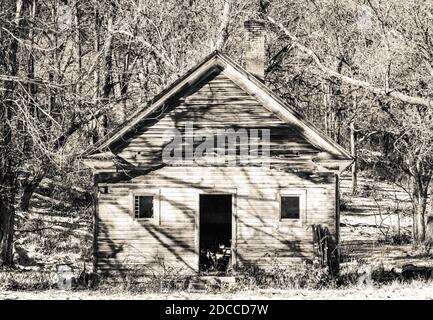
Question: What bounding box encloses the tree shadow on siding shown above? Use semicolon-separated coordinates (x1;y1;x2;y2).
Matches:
97;165;332;267
97;200;197;274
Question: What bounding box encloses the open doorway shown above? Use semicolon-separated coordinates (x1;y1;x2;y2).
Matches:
199;194;232;273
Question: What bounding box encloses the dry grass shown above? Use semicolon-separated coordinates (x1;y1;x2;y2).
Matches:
1;279;433;300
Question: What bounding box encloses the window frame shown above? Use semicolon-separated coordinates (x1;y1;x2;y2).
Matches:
278;189;306;224
130;190;160;224
134;195;154;220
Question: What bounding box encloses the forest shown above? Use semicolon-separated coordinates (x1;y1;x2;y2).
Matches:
1;0;433;298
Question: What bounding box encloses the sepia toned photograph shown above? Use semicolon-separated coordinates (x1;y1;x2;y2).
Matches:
0;0;432;308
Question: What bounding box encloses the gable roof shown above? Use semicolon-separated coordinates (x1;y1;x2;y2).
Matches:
83;50;352;168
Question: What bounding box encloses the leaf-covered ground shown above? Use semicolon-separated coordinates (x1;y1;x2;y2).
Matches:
339;175;433;270
12;184;93;273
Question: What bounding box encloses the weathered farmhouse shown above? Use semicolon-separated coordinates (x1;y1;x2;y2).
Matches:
83;21;352;275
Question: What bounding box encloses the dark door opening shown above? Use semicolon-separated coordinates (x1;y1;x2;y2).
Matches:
199;194;232;273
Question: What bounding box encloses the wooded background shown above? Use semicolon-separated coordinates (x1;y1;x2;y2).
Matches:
1;0;433;266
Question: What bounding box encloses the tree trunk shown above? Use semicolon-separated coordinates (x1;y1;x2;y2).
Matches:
91;7;101;144
92;6;114;142
427;183;433;243
0;0;22;266
412;174;430;243
417;195;426;243
119;20;136;122
74;0;82;94
18;173;45;212
102;12;114;100
350;121;358;195
98;10;114;139
215;0;231;50
27;0;37;107
16;0;44;213
48;1;60;120
330;58;344;144
0;197;15;266
93;7;101;102
19;185;35;212
323;83;330;135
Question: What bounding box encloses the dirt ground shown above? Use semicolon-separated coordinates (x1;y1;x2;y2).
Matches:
1;281;433;300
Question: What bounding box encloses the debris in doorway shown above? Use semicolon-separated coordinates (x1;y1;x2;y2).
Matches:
199;244;231;273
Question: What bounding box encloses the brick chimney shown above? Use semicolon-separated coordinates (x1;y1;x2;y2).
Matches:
244;19;265;80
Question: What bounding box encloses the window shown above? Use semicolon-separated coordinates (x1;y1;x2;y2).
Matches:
99;186;108;194
280;196;300;219
134;195;154;219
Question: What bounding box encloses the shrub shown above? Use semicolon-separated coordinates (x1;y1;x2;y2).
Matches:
339;197;349;211
337;258;370;286
235;258;334;290
95;257;190;293
388;230;412;245
410;243;433;258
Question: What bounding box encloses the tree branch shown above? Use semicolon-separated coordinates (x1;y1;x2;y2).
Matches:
0;74;64;88
266;16;433;108
53;103;113;150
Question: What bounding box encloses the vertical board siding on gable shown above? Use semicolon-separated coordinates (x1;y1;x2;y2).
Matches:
96;166;336;272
